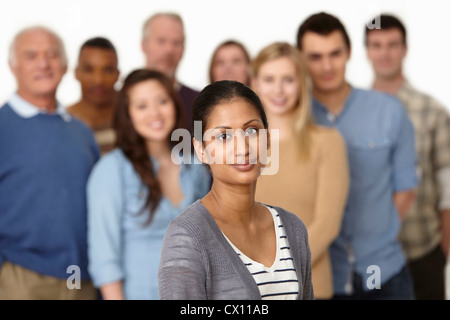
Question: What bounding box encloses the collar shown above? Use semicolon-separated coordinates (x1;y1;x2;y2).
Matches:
8;92;72;122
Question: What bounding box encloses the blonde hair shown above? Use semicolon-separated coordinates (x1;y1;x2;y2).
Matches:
251;42;314;160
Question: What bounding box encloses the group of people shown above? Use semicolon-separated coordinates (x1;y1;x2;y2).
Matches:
0;10;449;301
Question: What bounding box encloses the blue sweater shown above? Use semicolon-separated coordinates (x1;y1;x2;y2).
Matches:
0;102;99;280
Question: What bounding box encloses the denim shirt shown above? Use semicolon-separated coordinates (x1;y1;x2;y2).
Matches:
312;87;418;294
87;148;211;299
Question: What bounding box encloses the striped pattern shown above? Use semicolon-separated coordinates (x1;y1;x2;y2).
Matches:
223;206;299;300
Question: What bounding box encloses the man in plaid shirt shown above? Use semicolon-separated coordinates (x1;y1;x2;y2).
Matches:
365;14;450;300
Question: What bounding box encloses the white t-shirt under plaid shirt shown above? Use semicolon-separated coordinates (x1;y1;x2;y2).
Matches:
223;206;299;300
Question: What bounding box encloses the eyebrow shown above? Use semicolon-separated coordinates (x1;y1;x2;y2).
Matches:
213;119;261;130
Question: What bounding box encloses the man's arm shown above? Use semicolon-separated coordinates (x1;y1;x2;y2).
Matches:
393;190;416;221
441;210;450;257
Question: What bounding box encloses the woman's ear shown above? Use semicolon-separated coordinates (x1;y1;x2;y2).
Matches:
193;138;208;164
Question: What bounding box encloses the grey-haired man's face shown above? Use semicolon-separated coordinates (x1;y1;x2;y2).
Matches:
10;29;67;98
141;16;184;81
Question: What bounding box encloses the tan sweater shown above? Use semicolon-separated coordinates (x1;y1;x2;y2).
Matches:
256;125;349;299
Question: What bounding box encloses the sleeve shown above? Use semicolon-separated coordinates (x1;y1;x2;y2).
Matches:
86;152;124;288
158;221;207;300
392;103;419;191
433;106;450;210
307;129;349;265
290;214;315;300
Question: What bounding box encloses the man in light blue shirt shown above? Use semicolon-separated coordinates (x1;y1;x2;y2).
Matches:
296;12;418;299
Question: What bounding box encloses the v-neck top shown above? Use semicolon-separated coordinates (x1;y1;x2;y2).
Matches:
222;206;299;300
86;149;211;300
158;200;314;300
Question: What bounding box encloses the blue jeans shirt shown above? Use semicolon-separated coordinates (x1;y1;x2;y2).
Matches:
312;87;418;295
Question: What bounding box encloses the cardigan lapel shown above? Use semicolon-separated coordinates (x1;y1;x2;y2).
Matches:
196;200;262;300
279;210;303;300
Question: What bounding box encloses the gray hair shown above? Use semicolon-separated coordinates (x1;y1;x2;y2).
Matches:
142;12;184;40
8;25;68;67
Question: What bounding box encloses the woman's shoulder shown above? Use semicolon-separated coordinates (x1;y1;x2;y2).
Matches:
310;124;346;151
311;124;343;140
89;148;131;179
169;200;211;232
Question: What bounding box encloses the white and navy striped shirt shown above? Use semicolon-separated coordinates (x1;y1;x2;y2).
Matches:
223;206;299;300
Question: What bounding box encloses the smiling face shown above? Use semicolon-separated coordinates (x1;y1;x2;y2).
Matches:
194;98;269;186
128;79;176;144
10;28;67;100
75;47;119;106
252;56;299;117
366;28;406;81
301;30;350;95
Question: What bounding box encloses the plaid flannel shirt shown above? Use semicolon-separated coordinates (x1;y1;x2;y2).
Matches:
396;81;450;260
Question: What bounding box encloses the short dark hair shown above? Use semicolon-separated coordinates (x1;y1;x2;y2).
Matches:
364;14;407;46
296;12;351;50
192;80;268;142
79;37;117;56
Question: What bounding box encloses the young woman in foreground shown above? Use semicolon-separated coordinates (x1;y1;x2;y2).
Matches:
158;80;314;300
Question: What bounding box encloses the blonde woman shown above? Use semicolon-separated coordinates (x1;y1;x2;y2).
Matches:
252;42;349;299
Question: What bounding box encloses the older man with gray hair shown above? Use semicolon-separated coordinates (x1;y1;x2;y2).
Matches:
0;25;100;299
141;12;199;133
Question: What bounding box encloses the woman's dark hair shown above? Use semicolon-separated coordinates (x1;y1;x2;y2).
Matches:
113;68;185;224
192;80;268;142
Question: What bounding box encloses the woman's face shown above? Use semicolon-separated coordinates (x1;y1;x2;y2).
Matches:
252;56;299;117
128;79;176;143
195;98;268;186
211;45;249;85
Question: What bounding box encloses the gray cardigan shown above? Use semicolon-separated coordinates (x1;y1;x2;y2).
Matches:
158;200;314;300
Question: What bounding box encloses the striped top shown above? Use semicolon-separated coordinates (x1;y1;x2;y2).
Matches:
223;206;299;300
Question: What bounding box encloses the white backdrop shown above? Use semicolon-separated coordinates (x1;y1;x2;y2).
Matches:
1;0;449;112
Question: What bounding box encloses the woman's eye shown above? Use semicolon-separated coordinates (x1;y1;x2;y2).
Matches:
217;132;231;141
245;127;258;136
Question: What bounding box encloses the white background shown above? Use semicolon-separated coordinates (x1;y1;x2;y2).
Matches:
1;0;449;112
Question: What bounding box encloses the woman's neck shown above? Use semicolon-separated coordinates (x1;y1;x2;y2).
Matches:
266;111;295;142
203;180;258;226
146;140;172;165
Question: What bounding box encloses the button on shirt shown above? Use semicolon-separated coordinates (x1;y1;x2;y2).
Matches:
312;87;418;294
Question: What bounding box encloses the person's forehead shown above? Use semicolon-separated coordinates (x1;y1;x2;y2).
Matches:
149;16;184;36
207;100;260;126
302;30;347;53
79;47;117;64
216;45;246;59
17;29;59;49
367;28;404;42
